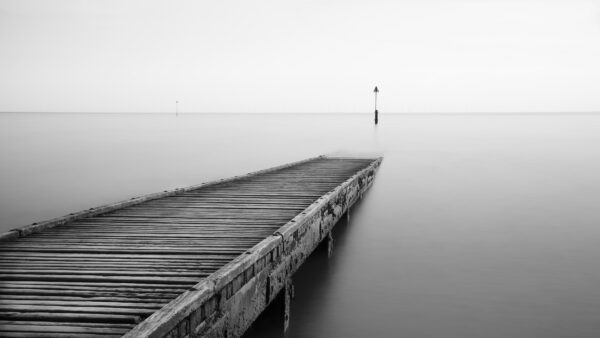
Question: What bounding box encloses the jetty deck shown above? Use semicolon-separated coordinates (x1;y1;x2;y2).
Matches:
0;156;382;338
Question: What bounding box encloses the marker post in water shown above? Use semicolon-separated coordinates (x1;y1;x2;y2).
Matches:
373;86;379;125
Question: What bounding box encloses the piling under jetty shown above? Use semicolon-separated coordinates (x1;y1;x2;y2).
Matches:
0;155;382;337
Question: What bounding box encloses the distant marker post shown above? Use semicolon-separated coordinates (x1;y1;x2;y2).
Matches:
176;101;179;117
373;86;379;125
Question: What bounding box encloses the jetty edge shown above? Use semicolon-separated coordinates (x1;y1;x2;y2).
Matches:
124;156;382;338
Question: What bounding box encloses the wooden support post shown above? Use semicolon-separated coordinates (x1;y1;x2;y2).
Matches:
327;231;334;258
283;278;294;332
347;207;350;222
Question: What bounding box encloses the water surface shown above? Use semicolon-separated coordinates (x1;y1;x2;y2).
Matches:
2;113;600;337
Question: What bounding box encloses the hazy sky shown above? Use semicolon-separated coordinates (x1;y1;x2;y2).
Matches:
1;0;599;113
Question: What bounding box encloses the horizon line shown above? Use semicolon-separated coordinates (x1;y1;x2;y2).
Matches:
1;111;600;115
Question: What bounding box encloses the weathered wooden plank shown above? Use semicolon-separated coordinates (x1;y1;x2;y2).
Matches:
0;332;124;338
0;282;188;289
0;324;130;335
0;252;237;260
0;300;165;309
0;323;130;334
0;274;203;284
0;304;157;315
0;295;178;303
0;311;141;323
0;270;208;277
0;320;133;328
0;289;185;299
0;248;247;254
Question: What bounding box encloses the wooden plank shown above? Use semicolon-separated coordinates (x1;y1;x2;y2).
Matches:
0;300;164;309
0;312;141;323
0;304;157;315
0;274;203;284
0;323;130;334
0;332;124;338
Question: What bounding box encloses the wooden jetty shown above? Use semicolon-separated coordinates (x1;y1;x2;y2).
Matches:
0;155;382;338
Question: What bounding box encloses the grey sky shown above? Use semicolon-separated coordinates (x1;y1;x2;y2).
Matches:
1;0;599;113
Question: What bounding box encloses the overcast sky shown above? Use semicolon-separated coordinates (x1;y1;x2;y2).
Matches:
1;0;599;113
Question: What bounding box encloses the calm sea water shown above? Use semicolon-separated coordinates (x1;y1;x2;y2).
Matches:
2;113;600;337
